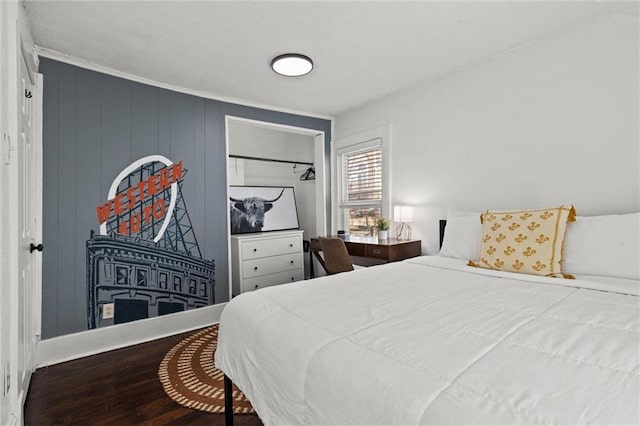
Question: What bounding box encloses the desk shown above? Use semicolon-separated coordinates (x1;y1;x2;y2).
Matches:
309;236;422;277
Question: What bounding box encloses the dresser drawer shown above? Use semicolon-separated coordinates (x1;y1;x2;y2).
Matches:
241;236;301;260
243;253;302;278
231;230;305;297
243;269;304;292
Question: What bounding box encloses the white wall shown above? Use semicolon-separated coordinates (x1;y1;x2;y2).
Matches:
335;13;639;255
228;123;316;276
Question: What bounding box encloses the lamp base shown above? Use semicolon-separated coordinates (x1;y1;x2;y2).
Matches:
395;223;412;240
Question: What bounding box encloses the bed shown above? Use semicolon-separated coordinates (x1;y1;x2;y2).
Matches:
215;211;639;425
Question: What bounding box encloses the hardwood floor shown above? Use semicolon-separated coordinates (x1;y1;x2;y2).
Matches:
24;329;264;426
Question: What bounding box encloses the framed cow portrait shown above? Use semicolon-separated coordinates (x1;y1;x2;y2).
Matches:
229;186;300;234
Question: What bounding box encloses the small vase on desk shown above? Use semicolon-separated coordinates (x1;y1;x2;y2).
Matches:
378;230;388;241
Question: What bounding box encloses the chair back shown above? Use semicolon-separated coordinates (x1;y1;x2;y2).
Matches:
318;237;354;275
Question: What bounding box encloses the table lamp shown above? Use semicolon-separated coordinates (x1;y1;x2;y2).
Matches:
393;205;414;240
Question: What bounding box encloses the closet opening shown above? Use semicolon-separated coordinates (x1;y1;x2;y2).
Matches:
224;116;327;295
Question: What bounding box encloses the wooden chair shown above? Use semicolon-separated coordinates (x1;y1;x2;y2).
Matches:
317;237;354;275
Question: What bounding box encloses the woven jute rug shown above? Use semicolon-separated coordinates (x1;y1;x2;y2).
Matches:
158;325;255;414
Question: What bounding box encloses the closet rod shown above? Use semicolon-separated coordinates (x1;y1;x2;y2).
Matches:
228;154;313;166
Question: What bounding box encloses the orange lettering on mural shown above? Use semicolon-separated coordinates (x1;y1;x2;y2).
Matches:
96;162;183;236
172;161;183;183
158;168;170;191
153;199;166;220
96;200;113;224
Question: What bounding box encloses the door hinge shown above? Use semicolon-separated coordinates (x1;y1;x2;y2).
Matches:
2;361;9;397
2;133;14;165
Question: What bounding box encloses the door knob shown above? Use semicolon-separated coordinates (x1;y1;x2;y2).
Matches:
30;243;44;253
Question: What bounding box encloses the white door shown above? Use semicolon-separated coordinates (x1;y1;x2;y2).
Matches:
14;49;40;424
0;4;40;424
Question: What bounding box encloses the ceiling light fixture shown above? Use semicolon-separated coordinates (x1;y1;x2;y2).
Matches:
271;53;313;77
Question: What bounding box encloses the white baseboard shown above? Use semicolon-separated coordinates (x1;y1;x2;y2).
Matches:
35;303;226;368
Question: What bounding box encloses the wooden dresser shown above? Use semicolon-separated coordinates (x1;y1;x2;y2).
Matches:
231;230;304;296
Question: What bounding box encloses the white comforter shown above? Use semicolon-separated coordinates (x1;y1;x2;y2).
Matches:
215;256;640;425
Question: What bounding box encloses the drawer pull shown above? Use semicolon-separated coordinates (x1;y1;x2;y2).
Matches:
253;248;257;252
254;266;258;271
372;248;381;255
290;260;294;264
289;243;293;247
254;284;259;289
291;277;295;281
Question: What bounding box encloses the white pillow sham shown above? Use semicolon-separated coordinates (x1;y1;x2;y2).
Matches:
562;212;639;280
438;209;482;261
572;274;640;296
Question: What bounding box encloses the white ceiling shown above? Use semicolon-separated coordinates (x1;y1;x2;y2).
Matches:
25;1;638;117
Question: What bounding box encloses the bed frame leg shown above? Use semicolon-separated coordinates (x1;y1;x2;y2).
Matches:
224;374;234;426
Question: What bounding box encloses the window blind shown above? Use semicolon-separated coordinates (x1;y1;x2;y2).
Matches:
341;147;382;204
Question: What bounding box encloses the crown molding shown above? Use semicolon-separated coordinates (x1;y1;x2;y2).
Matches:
35;46;334;122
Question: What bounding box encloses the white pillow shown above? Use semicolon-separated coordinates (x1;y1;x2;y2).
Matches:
438;209;483;261
562;212;640;280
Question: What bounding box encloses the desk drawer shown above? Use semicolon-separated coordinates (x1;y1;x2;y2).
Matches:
243;253;302;278
346;242;366;257
242;236;301;260
243;269;304;292
366;244;389;259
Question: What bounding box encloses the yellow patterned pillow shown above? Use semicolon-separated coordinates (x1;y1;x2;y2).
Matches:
468;205;576;278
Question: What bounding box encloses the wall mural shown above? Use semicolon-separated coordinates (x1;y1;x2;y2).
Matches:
87;155;215;329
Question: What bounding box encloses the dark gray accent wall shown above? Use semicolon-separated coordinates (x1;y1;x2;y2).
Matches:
41;58;331;339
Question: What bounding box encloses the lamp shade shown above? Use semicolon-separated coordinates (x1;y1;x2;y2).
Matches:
393;205;414;223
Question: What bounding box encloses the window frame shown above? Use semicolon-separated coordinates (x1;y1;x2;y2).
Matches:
173;275;182;292
135;267;148;287
158;271;168;289
336;140;383;234
331;125;391;235
115;265;129;286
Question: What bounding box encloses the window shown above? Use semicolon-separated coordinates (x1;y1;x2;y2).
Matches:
136;268;148;287
115;266;129;285
189;278;197;295
101;259;112;283
337;139;383;236
158;272;168;289
173;275;182;292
